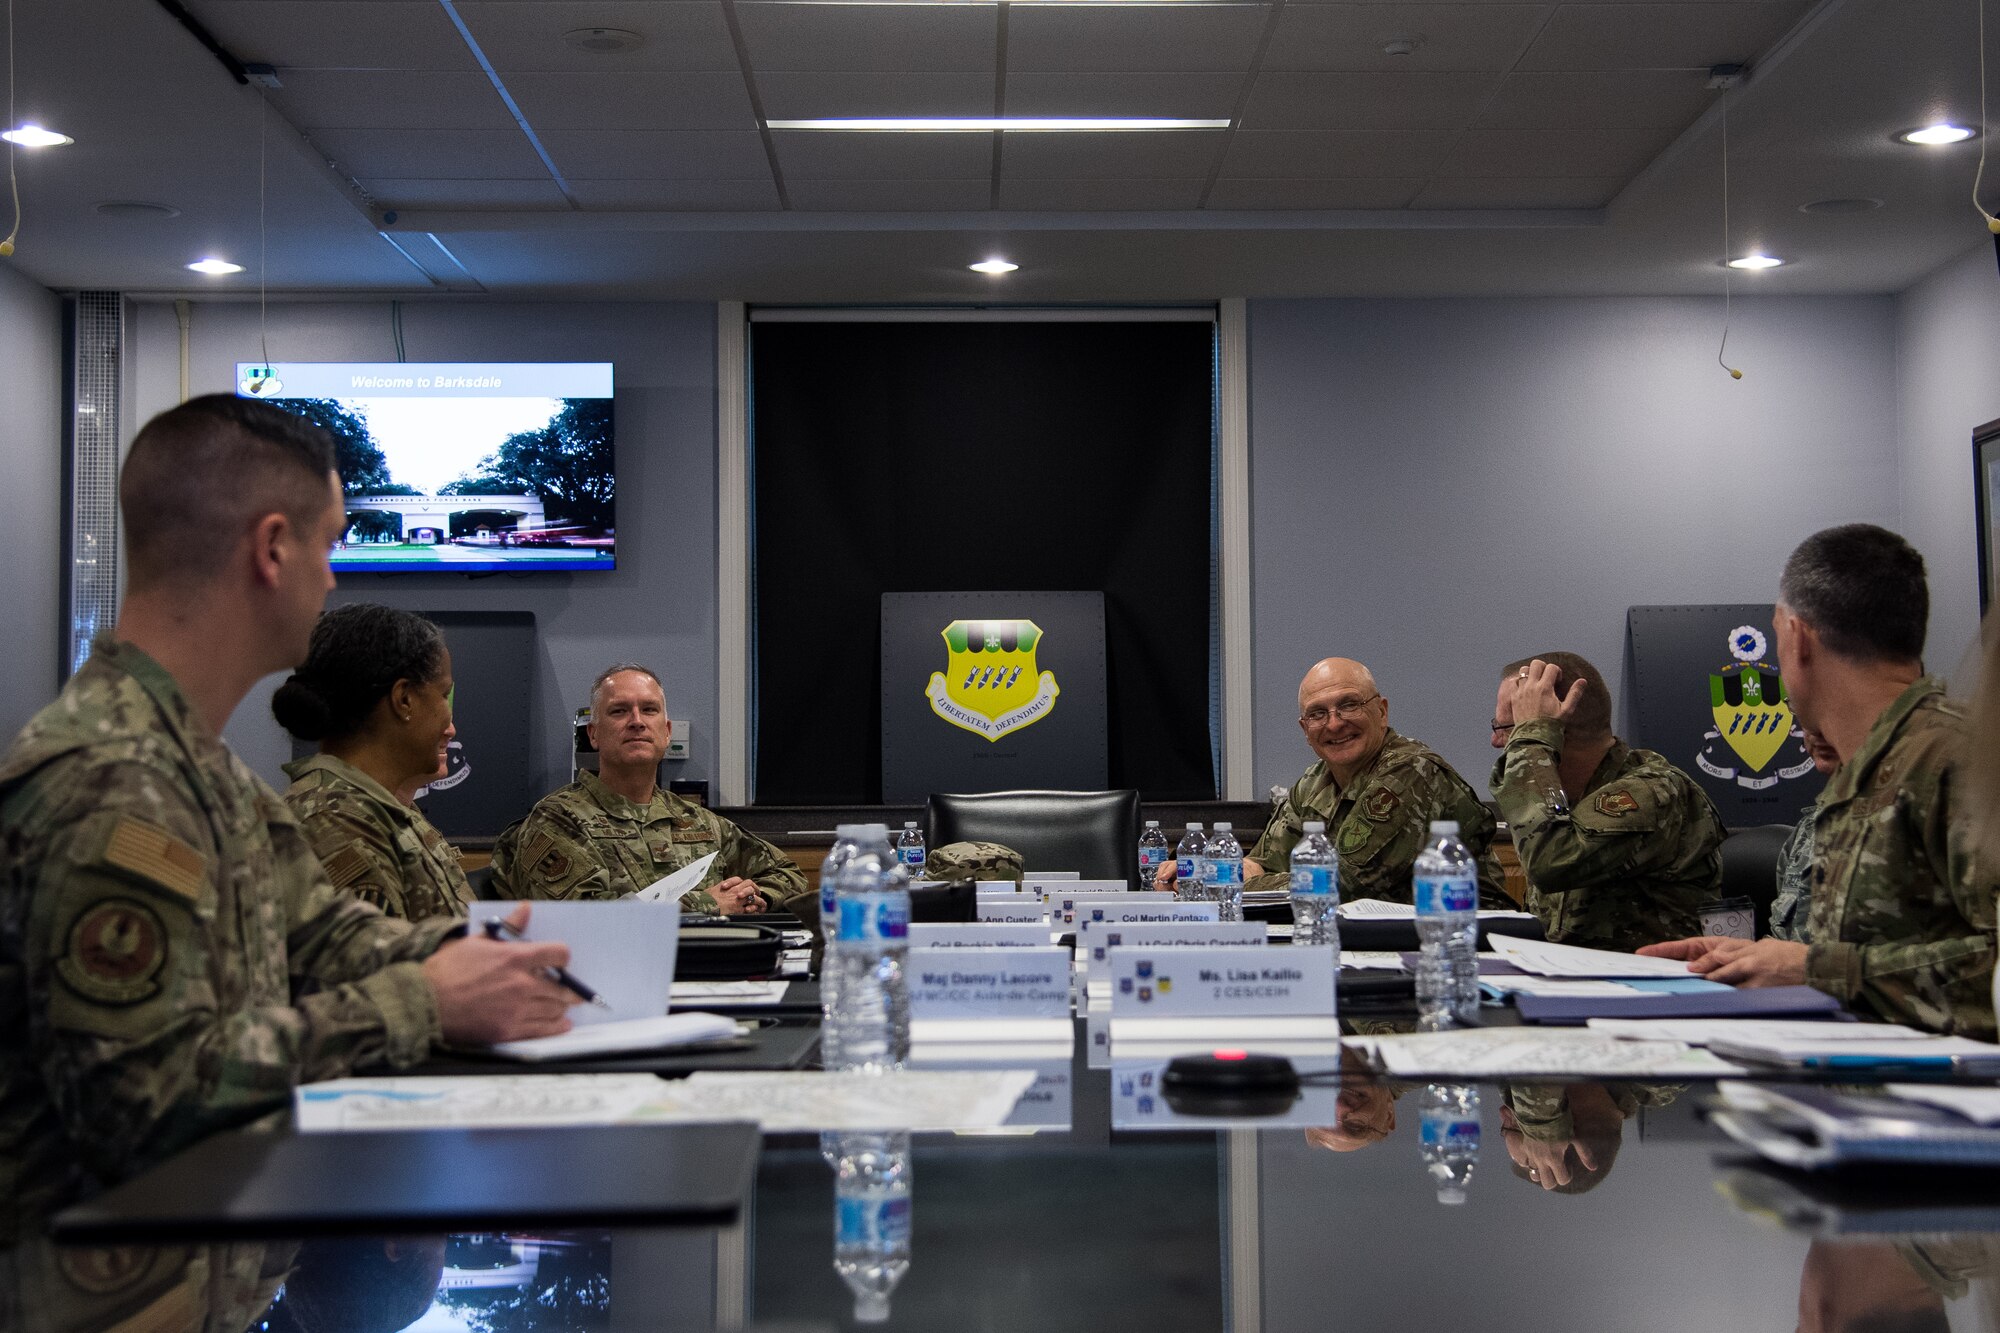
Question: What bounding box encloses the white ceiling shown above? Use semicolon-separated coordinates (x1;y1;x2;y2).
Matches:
0;0;1992;300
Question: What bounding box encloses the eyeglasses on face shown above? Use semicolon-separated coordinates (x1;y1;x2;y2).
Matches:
1300;694;1380;726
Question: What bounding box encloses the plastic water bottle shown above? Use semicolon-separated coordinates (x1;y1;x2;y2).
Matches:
1173;823;1207;903
831;1131;912;1324
1289;820;1339;951
1413;820;1480;1029
1208;822;1245;922
829;824;911;1072
894;820;926;874
1137;820;1170;889
1418;1083;1481;1205
818;826;865;1068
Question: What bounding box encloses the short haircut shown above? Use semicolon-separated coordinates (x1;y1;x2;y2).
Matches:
1778;524;1928;664
1502;651;1614;739
272;604;447;742
119;394;339;590
592;662;664;703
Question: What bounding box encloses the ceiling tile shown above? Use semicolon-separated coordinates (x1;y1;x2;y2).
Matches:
771;131;993;180
758;72;996;120
194;2;474;70
1519;3;1814;72
1437;126;1677;177
1241;72;1502;131
1409;176;1622;207
1264;5;1556;74
504;71;758;130
458;2;740;72
274;70;515;130
1476;70;1712;129
734;4;995;73
307;127;550;178
1002;72;1244;120
1205;177;1425;208
539;130;772;179
1221;129;1457;177
1005;7;1271;73
359;177;570;208
999;131;1224;180
567;178;782;209
997;178;1208;210
785;179;991;211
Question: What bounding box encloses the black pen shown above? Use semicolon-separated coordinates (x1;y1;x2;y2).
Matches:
481;917;612;1009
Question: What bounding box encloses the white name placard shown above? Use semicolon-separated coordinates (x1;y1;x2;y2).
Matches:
1079;920;1267;983
977;880;1028;895
1028;871;1080;881
1063;897;1219;929
908;922;1050;949
976;898;1049;924
1108;946;1335;1018
908;947;1072;1020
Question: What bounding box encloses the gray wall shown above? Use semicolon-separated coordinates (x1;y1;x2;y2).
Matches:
0;266;62;740
1246;295;1900;794
124;299;718;800
1894;242;2000;682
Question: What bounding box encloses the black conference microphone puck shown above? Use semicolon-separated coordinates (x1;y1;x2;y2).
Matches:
1161;1050;1301;1117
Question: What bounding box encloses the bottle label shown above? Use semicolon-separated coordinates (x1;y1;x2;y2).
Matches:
1208;859;1242;888
837;1194;912;1247
1139;848;1166;869
1420;1115;1481;1149
1176;856;1198;880
1289;866;1333;897
837;892;910;943
1413;875;1477;914
898;846;925;868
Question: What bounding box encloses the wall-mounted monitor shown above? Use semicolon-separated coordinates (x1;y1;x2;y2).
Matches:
236;361;615;573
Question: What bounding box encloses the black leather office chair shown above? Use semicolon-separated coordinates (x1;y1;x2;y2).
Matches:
925;789;1143;889
464;864;503;901
1718;823;1793;937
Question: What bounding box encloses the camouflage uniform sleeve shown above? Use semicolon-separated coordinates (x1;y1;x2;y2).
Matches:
286;790;411;920
1434;770;1511;910
1246;779;1308;873
1767;813;1816;943
1491;720;1693;896
492;804;617;902
19;768;445;1188
717;816;810;912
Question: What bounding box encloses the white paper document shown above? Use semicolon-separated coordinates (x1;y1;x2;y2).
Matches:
1489;934;1693;978
1587;1018;1938;1045
634;852;720;903
488;1012;739;1062
466;900;680;1026
671;981;791;1007
1482;977;1655;998
1337;899;1537;921
1886;1084;2000;1126
296;1073;674;1131
637;1069;1037;1131
1338;951;1409;971
1347;1028;1740;1078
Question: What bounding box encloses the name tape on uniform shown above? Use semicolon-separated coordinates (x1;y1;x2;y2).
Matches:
908;922;1051;949
1079;920;1267;982
1108;946;1335;1018
976;897;1050;924
908;947;1073;1020
1062;897;1219;929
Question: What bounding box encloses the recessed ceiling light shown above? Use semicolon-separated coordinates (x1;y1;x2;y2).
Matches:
95;201;181;219
767;117;1230;132
186;258;244;275
1899;124;1977;145
1;124;73;148
969;259;1019;274
562;27;643;53
1726;254;1784;269
1798;197;1882;215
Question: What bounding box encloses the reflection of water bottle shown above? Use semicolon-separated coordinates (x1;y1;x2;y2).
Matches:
830;825;911;1072
894;821;926;874
832;1131;912;1324
1137;820;1170;889
1173;823;1206;903
1413;820;1479;1029
1418;1083;1480;1205
1288;820;1339;951
1208;822;1244;922
818;826;864;1068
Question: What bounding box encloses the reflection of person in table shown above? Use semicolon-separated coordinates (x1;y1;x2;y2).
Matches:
1797;1240;1949;1333
1497;1082;1680;1194
2;1237;298;1333
1304;1040;1401;1153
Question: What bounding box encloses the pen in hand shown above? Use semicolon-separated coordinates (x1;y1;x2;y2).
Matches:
481;917;612;1009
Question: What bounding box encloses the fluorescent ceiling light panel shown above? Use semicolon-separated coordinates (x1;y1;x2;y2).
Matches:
969;259;1019;273
767;117;1230;132
187;258;245;274
2;124;73;147
1898;124;1976;145
1726;254;1784;269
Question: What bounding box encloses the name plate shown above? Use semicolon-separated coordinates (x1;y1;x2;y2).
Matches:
1029;877;1121;898
977;880;1027;896
1109;946;1336;1018
908;947;1072;1020
1079;920;1267;982
1063;897;1219;929
977;898;1049;924
908;922;1050;949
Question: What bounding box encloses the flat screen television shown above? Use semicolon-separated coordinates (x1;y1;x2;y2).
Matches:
236;361;615;573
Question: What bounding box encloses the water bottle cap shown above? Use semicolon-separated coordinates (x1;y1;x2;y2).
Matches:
1436;1186;1468;1206
832;824;862;837
854;1293;892;1323
1186;822;1202;831
1302;820;1325;833
1429;820;1460;835
1214;822;1232;832
1144;819;1159;828
855;823;890;842
903;821;917;829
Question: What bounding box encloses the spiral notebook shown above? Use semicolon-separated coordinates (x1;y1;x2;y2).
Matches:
1712;1083;2000;1169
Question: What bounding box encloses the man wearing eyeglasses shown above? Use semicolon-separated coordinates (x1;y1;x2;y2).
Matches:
1155;657;1506;905
1490;652;1724;952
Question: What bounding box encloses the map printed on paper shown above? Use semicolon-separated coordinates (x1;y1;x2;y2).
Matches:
1346;1028;1742;1079
295;1074;672;1132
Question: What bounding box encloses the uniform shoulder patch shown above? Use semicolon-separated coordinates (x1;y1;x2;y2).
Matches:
55;897;170;1005
1594;789;1641;817
101;817;204;902
321;845;373;889
57;1246;152;1295
1362;787;1401;823
537;847;572;881
1337;819;1371;854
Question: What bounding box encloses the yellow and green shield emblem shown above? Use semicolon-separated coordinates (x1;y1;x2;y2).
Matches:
1709;663;1793;774
923;618;1061;742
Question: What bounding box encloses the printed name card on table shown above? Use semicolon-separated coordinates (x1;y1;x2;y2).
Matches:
908;922;1051;949
1079;920;1267;983
1029;877;1120;901
907;947;1072;1021
1062;897;1219;929
977;897;1050;924
1108;946;1336;1018
977;880;1028;896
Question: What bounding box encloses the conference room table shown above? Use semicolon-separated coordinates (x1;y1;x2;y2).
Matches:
14;1011;2000;1333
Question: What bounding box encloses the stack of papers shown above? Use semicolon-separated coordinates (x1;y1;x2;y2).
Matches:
1707;1033;2000;1075
1587;1018;1897;1043
671;980;791;1008
1339;899;1537;921
489;1012;739;1062
1488;935;1693;978
1345;1027;1740;1078
1714;1083;2000;1169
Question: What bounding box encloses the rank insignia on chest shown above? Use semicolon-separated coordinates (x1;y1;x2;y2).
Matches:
1595;790;1640;817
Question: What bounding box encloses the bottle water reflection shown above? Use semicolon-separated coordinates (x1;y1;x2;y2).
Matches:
829;1131;912;1324
1418;1083;1481;1204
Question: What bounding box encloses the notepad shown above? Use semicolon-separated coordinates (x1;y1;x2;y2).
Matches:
466;900;681;1027
487;1012;740;1062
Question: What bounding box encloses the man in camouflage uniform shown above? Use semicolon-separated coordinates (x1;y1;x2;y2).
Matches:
1767;728;1840;944
1643;525;1997;1038
495;665;809;915
1161;658;1506;905
1490;652;1725;951
0;397;575;1235
283;753;474;922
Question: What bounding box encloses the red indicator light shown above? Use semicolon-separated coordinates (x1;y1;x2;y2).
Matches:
1213;1049;1248;1061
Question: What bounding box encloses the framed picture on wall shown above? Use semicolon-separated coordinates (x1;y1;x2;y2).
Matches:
1978;417;2000;614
